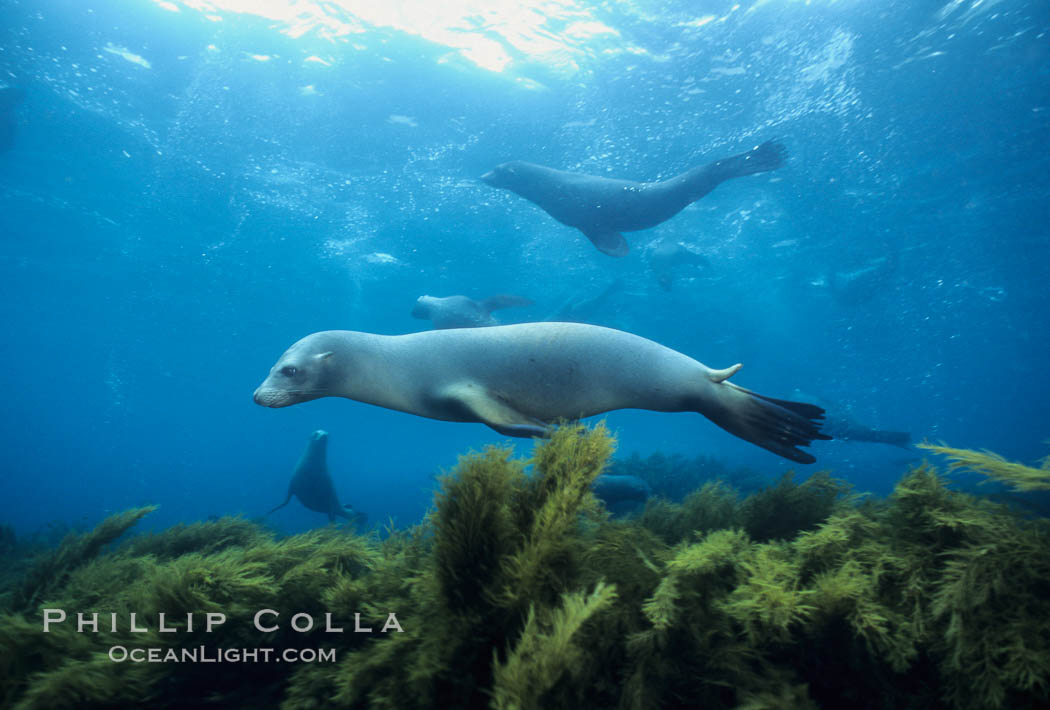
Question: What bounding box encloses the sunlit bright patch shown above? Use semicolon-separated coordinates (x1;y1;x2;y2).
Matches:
250;54;272;61
152;0;180;11
682;15;716;28
303;55;332;66
388;115;418;127
102;43;152;68
455;37;512;73
515;77;546;91
564;20;618;39
146;0;601;75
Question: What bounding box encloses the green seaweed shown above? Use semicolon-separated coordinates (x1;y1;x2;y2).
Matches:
5;506;156;614
638;479;739;545
1;427;1049;710
490;581;617;710
918;441;1050;492
738;470;851;542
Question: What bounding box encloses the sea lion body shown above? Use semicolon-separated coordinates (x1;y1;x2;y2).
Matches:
254;323;828;463
481;141;786;257
592;474;653;505
790;390;912;449
267;430;364;523
0;87;26;154
648;241;710;291
411;293;533;329
544;278;623;323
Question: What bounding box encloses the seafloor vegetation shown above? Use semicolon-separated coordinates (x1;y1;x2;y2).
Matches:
1;424;1049;710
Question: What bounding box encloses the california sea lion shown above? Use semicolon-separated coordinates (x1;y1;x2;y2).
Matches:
827;253;899;306
592;474;652;506
411;293;533;329
480;140;785;257
266;430;366;524
544;278;623;324
647;240;710;291
254;323;829;464
790;390;912;449
0;87;26;154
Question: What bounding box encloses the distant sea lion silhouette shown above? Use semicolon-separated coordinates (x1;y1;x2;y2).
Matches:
480;140;785;257
544;278;623;323
790;390;911;449
592;474;652;506
254;322;830;464
411;294;533;329
0;87;27;154
267;430;366;524
647;241;710;291
827;253;898;306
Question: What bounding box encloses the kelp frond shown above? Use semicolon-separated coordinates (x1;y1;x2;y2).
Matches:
494;422;614;612
4;428;1050;710
918;442;1050;492
490;581;618;710
9;507;156;613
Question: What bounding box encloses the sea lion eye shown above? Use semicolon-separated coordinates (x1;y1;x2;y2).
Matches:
280;366;298;378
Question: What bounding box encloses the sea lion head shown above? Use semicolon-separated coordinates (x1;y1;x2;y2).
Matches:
301;429;330;462
480;161;530;190
411;295;437;320
253;333;340;408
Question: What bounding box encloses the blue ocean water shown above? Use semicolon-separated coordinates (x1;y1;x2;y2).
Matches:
0;0;1047;537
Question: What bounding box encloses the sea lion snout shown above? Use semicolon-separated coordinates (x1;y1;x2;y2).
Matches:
253;386;289;408
480;164;517;188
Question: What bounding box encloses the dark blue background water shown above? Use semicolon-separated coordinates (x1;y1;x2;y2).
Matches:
1;0;1047;536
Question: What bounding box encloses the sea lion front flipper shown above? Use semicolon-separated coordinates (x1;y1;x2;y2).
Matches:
581;229;629;258
442;383;550;438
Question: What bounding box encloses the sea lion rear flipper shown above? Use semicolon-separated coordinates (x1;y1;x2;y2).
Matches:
265;493;293;516
718;140;786;178
582;229;629;258
443;383;550;438
702;382;831;464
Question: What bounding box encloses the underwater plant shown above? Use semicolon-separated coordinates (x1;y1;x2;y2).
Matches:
918;441;1050;492
738;470;852;543
609;450;765;501
1;427;1049;710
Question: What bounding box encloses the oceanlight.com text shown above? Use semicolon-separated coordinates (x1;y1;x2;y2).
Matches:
108;646;337;663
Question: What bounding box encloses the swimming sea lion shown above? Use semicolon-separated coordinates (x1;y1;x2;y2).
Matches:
411;293;533;329
266;430;366;524
254;322;829;464
827;253;899;306
0;87;27;154
790;389;912;449
647;241;710;291
592;474;652;506
543;278;623;325
480;140;785;257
